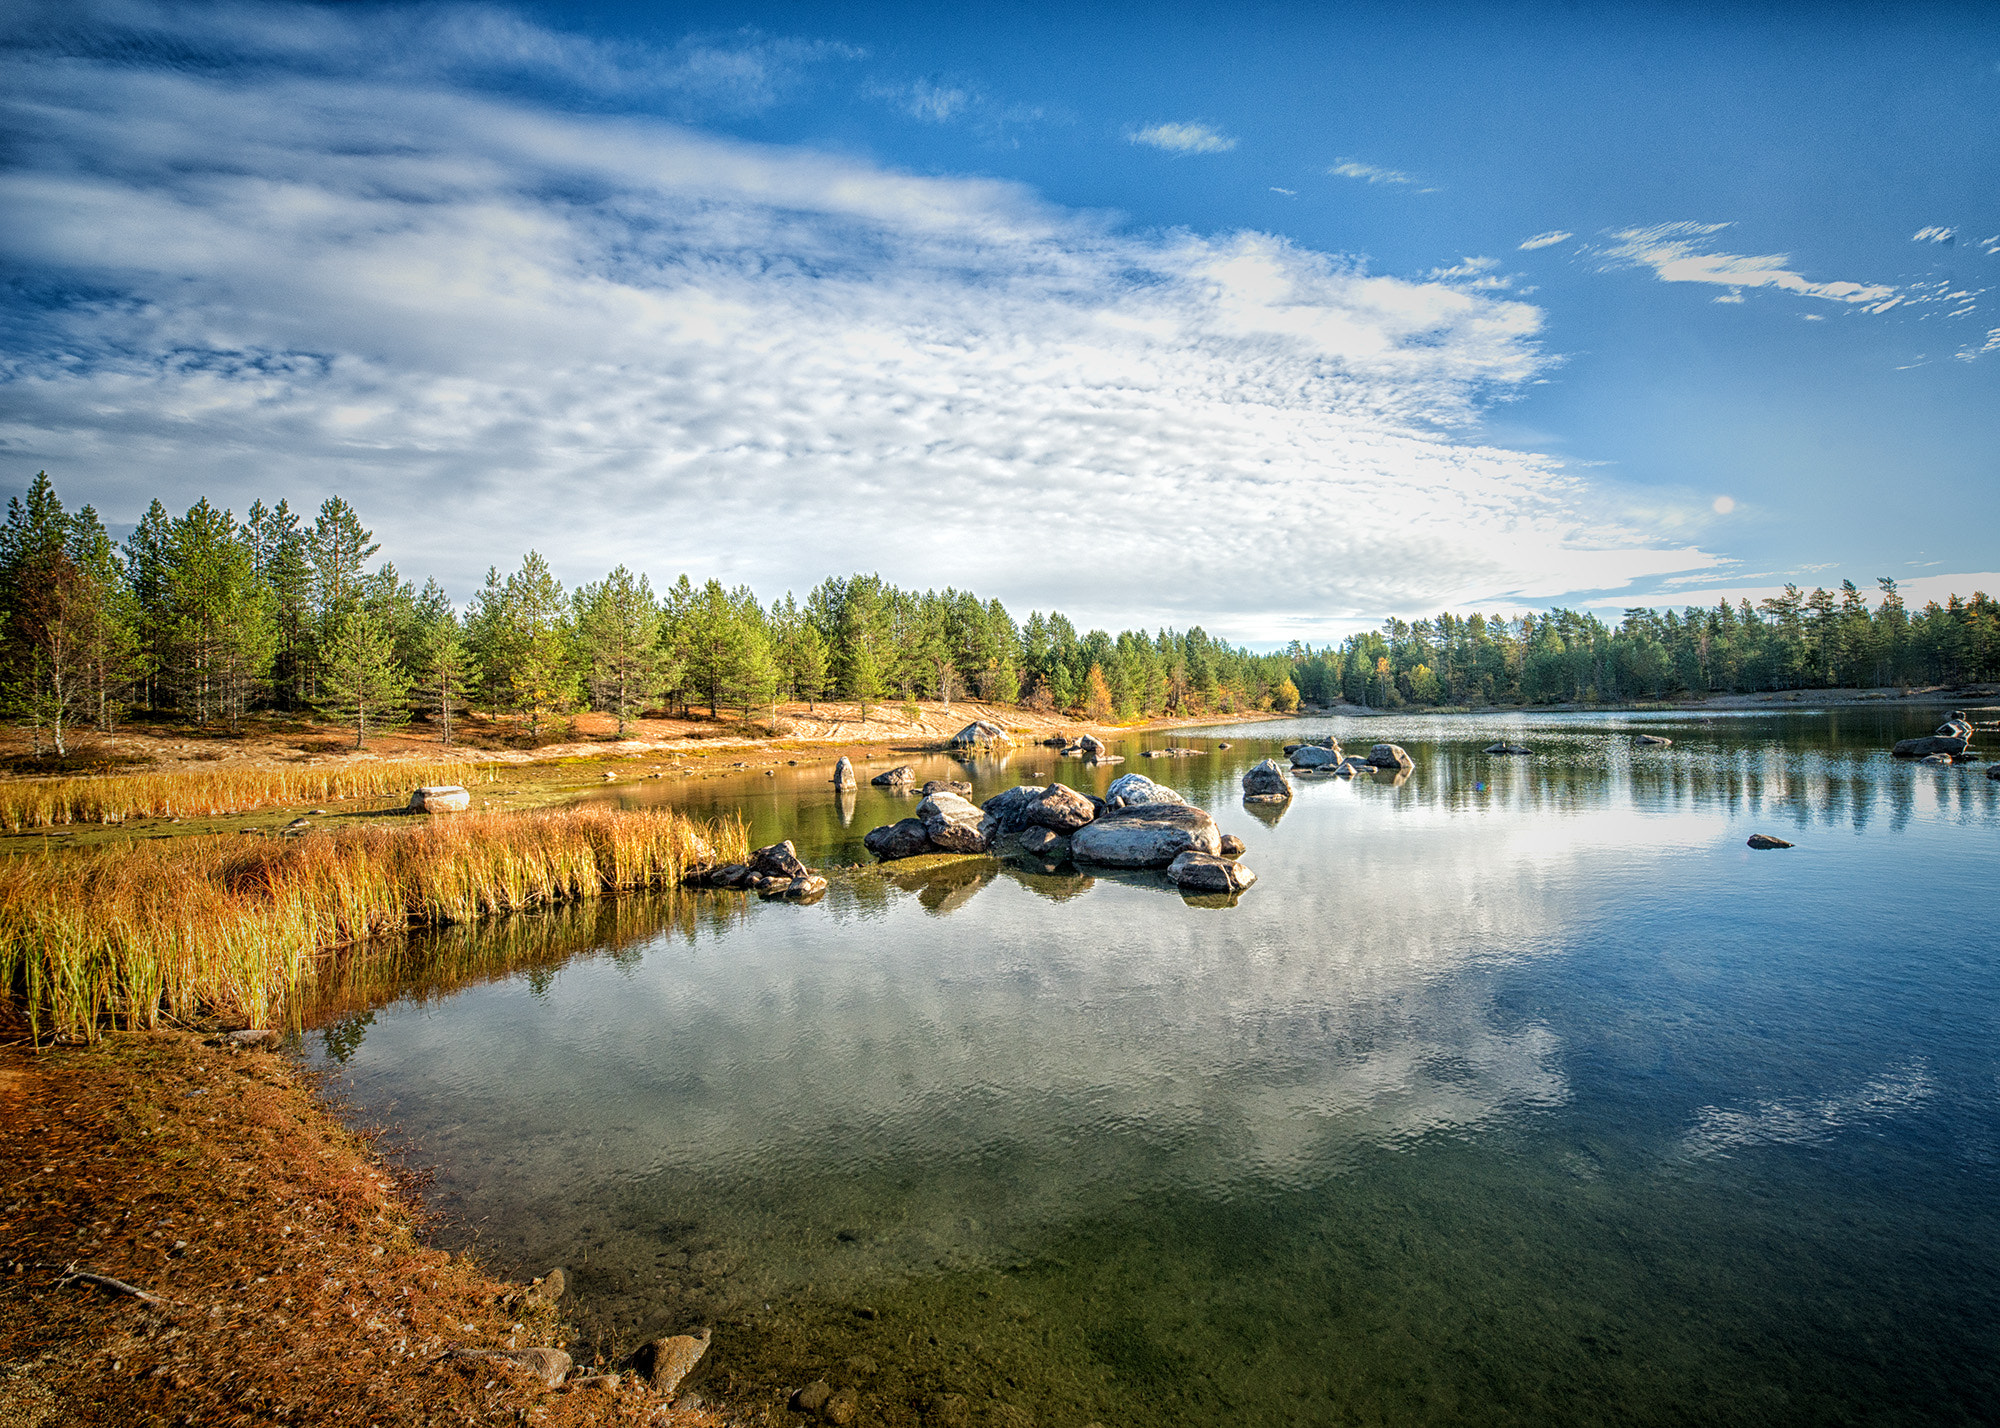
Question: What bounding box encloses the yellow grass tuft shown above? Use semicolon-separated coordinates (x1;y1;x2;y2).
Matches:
0;803;746;1042
0;760;496;831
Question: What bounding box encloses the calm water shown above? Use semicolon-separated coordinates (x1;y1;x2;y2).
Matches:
313;706;2000;1426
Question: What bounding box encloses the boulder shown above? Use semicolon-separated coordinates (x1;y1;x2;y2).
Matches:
1076;733;1107;757
1070;802;1221;867
1216;741;1232;749
978;784;1047;838
1288;744;1343;769
1218;833;1247;856
1635;734;1673;747
832;757;856;789
1241;759;1292;801
1938;719;1974;740
790;1382;833;1415
919;791;989;852
1166;850;1257;894
1333;756;1372;777
1018;826;1070;859
1919;752;1953;765
921;779;973;797
1364;744;1413;770
408;784;471;813
766;875;828;901
1026;782;1097;834
862;819;931;861
749;840;810;880
477;1347;571;1388
1894;734;1969;758
872;764;916;786
948;720;1011;749
1103;773;1185;807
1746;834;1794;849
639;1329;710;1394
1484;743;1534;756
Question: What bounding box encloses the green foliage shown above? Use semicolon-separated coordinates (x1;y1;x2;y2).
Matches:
575;565;665;736
316;605;411;748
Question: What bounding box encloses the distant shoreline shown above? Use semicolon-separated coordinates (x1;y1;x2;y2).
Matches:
1300;684;1999;719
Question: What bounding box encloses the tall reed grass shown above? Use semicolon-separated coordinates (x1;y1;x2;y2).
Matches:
0;759;496;831
0;804;746;1042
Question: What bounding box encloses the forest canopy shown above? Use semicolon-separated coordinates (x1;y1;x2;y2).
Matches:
3;474;1994;751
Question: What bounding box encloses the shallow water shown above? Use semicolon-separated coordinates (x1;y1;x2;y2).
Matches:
314;706;2000;1425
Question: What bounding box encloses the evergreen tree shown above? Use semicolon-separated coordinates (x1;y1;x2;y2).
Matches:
575;565;665;736
408;579;477;745
499;553;577;741
154;499;276;728
317;605;411;749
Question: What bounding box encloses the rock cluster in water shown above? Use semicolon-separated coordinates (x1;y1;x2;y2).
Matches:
683;839;828;902
1895;714;1978;762
860;773;1257;896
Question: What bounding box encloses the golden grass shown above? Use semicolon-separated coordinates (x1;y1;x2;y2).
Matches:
0;758;496;831
0;803;746;1043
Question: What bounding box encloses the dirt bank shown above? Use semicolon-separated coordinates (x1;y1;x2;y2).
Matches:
0;1032;721;1426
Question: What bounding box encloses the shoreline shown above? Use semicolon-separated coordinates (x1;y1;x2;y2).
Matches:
0;1030;715;1425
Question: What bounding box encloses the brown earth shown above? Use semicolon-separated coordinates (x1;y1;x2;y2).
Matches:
1;698;1268;783
0;1032;723;1427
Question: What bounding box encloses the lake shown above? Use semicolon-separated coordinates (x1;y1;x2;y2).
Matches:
310;705;2000;1426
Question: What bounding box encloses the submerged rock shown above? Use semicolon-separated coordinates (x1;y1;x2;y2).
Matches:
1746;833;1794;849
1919;752;1953;765
1070;801;1221;867
920;779;973;797
1219;833;1247;856
862;818;932;861
1634;734;1673;747
1484;743;1534;755
639;1328;710;1394
1364;743;1414;770
1166;850;1257;894
871;764;916;786
408;784;471;813
1241;759;1292;801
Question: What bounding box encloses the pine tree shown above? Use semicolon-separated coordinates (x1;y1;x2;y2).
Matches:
156;499;276;729
0;474;135;756
408;580;477;745
575;566;665;736
499;553;576;742
317;606;411;749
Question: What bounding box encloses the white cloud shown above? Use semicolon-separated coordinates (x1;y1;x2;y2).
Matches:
1983;235;2000;256
1595;222;1898;306
1517;231;1573;251
1269;186;1296;197
1328;159;1419;187
1911;226;1955;244
1126;121;1236;154
0;4;1723;637
872;76;974;123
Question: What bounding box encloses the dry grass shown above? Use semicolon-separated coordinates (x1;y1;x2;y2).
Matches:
0;758;498;831
0;1032;726;1426
0;804;746;1043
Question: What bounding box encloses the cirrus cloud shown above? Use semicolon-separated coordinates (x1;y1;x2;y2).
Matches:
0;2;1722;638
1125;120;1236;154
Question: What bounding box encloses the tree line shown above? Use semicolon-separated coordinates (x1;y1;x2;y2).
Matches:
1288;588;2000;708
0;475;1300;752
3;473;1993;754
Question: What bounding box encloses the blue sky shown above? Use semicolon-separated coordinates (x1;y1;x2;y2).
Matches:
1;1;1995;641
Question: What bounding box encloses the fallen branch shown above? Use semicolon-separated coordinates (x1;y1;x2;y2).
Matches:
57;1262;170;1306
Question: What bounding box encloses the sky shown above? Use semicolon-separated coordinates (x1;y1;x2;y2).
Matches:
1;0;1996;644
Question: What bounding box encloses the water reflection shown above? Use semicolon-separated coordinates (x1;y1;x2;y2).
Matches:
314;704;2000;1425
